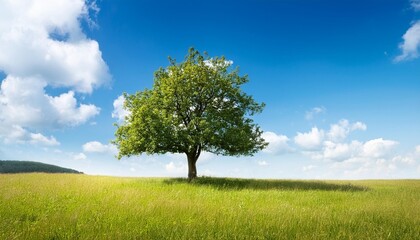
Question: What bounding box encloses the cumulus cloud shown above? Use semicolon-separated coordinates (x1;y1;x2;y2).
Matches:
262;131;291;154
50;91;100;126
112;95;131;122
0;0;110;144
294;127;325;150
327;119;366;142
305;106;326;120
362;138;399;158
0;0;110;93
310;138;398;162
293;120;398;164
321;140;362;161
0;76;100;134
83;141;118;155
395;21;420;62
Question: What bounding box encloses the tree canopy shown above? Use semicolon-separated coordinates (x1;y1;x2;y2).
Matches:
113;48;267;180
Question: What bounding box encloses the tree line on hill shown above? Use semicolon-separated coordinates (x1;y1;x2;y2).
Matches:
0;160;82;174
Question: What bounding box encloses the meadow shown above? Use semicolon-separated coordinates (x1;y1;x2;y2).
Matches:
0;173;419;239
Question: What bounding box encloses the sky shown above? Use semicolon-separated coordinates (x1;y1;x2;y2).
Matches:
0;0;419;179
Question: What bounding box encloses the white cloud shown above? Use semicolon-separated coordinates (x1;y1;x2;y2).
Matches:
305;106;326;120
0;76;99;129
293;120;397;165
322;140;362;161
327;119;366;142
0;123;59;146
309;138;397;162
395;21;420;61
0;0;110;93
73;152;87;160
351;121;367;131
0;125;28;144
362;138;399;158
327;121;349;142
112;95;131;122
30;133;60;146
83;141;118;155
294;127;324;150
0;0;109;144
262;131;291;154
50;91;100;126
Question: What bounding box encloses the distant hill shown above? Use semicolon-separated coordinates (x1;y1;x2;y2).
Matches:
0;160;82;174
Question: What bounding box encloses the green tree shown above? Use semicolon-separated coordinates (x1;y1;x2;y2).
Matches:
113;48;267;180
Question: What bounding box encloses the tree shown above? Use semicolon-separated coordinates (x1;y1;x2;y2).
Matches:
113;48;267;180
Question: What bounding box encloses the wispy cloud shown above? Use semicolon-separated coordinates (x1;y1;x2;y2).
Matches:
411;0;420;11
305;106;326;120
29;133;60;146
73;152;87;161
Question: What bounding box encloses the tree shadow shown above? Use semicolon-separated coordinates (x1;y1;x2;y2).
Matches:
163;177;369;192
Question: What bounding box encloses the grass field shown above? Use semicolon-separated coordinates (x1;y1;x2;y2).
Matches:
0;174;419;239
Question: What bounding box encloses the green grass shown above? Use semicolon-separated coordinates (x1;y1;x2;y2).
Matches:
0;174;419;239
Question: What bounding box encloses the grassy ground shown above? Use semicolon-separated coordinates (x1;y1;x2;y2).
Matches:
0;174;419;239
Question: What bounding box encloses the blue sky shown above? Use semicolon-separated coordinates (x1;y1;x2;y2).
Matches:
0;0;419;179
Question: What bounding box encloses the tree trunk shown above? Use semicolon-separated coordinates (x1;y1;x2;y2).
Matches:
187;153;198;181
186;145;201;181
